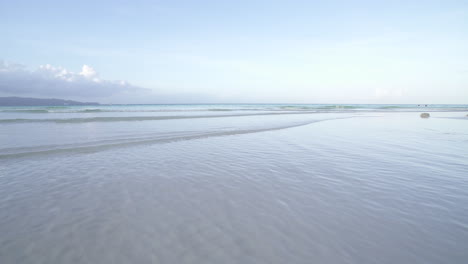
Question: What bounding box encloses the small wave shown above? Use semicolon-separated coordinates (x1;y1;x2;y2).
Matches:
320;105;359;109
278;105;360;110
378;106;407;109
208;109;233;111
0;117;350;159
279;106;314;110
0;111;326;124
81;109;104;113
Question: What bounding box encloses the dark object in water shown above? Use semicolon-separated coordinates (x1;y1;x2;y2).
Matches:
420;113;430;118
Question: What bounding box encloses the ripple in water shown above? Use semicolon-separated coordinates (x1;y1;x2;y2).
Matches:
0;111;467;263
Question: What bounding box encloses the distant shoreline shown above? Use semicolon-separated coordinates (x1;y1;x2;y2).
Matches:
0;97;100;106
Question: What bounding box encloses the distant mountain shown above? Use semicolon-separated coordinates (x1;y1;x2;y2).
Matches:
0;97;100;106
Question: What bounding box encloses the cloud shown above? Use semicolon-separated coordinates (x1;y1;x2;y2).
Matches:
79;65;98;79
0;61;148;98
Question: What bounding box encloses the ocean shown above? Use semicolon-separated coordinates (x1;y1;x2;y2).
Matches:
1;104;468;263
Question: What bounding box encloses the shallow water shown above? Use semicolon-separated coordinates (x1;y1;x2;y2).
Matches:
1;106;468;263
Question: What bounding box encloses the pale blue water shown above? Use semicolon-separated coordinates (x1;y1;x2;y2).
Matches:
1;103;468;114
0;105;467;263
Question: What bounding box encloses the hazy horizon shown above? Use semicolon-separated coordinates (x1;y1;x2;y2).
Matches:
1;0;467;104
2;96;468;106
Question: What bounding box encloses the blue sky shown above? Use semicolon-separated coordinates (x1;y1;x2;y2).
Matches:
1;0;467;103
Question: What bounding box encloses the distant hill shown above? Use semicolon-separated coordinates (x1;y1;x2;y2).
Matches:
0;97;100;106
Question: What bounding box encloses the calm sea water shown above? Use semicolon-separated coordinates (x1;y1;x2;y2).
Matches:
1;104;468;263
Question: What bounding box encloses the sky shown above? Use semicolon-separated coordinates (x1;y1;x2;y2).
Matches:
1;0;467;104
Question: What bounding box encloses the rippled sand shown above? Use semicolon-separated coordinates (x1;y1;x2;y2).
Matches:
1;111;467;263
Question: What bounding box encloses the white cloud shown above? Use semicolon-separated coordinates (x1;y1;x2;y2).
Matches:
0;61;148;98
79;65;98;79
0;60;221;103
